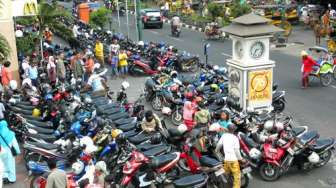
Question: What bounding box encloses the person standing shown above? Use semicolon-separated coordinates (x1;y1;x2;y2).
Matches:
0;120;20;184
56;52;66;83
72;52;84;80
118;50;128;78
110;52;119;79
301;50;320;88
29;62;39;87
95;40;104;65
109;39;120;55
21;55;31;79
215;124;244;188
322;10;330;37
46;160;68;188
47;56;57;86
84;55;95;82
44;27;53;44
1;61;12;88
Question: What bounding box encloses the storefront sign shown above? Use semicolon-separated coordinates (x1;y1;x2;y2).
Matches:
248;69;272;103
12;0;38;17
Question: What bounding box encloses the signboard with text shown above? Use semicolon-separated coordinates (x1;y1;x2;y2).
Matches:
12;0;38;17
248;69;272;108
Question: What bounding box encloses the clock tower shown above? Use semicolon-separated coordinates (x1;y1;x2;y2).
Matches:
222;13;283;112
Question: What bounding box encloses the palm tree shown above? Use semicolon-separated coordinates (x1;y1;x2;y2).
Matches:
0;0;11;61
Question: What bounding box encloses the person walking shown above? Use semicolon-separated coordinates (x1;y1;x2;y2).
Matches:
56;52;66;83
45;160;68;188
29;62;39;87
215;124;244;188
0;120;20;184
118;50;128;78
95;39;104;65
1;61;12;88
84;54;95;82
301;50;320;88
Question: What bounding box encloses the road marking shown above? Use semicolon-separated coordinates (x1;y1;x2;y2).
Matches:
331;85;336;89
169;37;184;42
221;52;232;57
148;30;159;35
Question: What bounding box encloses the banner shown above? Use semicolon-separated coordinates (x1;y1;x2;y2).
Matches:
248;69;272;103
12;0;38;17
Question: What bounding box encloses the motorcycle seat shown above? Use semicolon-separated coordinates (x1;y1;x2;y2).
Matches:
26;119;54;129
17;100;32;106
26;141;59;150
255;113;271;124
118;122;137;132
26;125;55;134
15;103;35;110
273;91;284;99
181;56;195;61
199;156;222;167
94;99;111;106
123;129;139;138
173;173;208;188
137;143;166;152
313;138;335;151
115;117;136;126
144;145;170;157
240;133;259;148
150;153;177;168
292;127;306;137
128;132;150;145
27;133;57;142
299;130;319;146
107;112;129;121
10;106;33;115
21;114;43;122
97;107;122;116
168;128;183;137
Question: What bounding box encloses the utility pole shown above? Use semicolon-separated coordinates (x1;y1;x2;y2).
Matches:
116;0;121;33
125;0;130;37
135;0;142;41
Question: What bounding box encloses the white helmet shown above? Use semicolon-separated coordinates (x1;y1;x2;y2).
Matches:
9;80;18;90
121;81;130;89
95;161;107;174
72;161;84;175
9;98;16;105
177;124;188;133
22;78;32;87
264;120;274;131
162;107;172;115
249;148;262;159
307;152;320;164
138;41;144;46
274;121;284;132
213;65;219;70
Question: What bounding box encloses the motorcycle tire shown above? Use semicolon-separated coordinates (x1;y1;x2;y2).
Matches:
320;73;332;86
273;100;285;112
171;109;182;126
151;96;163;111
315;150;332;167
259;163;280;181
30;175;45;188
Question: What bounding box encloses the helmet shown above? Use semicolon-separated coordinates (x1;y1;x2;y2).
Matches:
150;134;162;144
301;50;308;57
158;41;165;48
45;94;53;101
121;81;130;89
168;46;174;50
218;67;227;74
184;91;194;100
308;152;320;164
138;41;144;46
210;84;219;92
170;71;178;78
170;85;179;92
274;121;284;132
249;148;262;159
177;124;188;133
264;120;274;131
84;97;92;104
9;80;17;90
95;161;107;174
200;74;206;82
162;107;172;115
22;78;32;88
32;108;41;117
111;129;123;139
213;65;219;71
116;133;127;145
72;161;85;175
8;98;16;105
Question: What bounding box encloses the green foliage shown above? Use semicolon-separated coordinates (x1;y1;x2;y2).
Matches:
207;3;223;20
15;17;37;26
0;34;10;61
16;33;39;55
89;7;111;29
230;1;251;18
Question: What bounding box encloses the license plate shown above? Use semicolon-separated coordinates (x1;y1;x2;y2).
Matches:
287;147;294;155
151;17;157;20
242;167;252;174
215;168;225;176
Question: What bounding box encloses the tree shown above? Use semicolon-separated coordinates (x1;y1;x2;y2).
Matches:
89;7;111;29
207;3;223;21
0;0;11;61
230;0;251;18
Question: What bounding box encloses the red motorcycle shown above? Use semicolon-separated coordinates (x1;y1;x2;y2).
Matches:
128;55;159;76
120;150;181;187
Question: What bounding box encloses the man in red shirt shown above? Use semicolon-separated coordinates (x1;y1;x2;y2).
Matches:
301;50;320;88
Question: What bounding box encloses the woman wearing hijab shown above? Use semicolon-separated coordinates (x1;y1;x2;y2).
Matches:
0;120;20;183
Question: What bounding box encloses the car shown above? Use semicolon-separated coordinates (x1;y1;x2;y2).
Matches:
140;9;163;29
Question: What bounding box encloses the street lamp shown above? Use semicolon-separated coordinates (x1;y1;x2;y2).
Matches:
135;0;142;41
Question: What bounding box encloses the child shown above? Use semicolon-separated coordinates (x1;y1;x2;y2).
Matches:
110;52;119;78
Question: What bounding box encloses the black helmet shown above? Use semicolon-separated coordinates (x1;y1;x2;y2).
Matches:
145;110;154;122
150;133;162;144
116;133;127;145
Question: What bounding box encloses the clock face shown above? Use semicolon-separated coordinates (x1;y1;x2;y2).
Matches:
235;41;244;58
251;73;269;92
229;69;240;85
250;41;265;59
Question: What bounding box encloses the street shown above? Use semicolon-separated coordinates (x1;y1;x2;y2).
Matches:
6;5;336;188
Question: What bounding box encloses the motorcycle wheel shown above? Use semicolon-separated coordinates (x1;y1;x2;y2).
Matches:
259;163;280;181
171;109;182;125
151;96;163;111
207;174;226;188
30;175;45;188
273;100;285;112
320;73;332;86
316;150;332;167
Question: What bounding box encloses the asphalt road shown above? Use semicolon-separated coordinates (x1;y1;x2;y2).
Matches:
6;3;336;188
